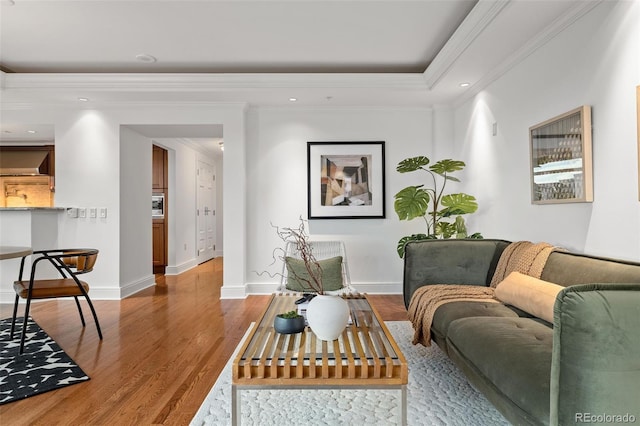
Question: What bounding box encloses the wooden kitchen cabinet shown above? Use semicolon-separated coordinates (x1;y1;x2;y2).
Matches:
152;145;168;190
152;221;166;271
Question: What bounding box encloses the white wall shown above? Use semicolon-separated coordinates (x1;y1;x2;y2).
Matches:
54;110;122;298
0;104;247;299
454;1;640;261
244;106;438;293
120;127;154;296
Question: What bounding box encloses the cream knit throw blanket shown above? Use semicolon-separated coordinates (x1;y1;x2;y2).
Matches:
408;241;556;347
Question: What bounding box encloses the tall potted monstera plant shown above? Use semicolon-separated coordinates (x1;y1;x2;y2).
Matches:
394;156;481;258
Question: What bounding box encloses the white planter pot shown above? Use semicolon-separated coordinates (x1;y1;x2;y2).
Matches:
306;295;350;341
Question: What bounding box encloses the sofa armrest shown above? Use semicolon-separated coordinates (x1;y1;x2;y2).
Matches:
550;284;640;426
402;239;510;307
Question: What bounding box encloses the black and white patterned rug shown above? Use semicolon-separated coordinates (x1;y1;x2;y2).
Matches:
0;317;90;405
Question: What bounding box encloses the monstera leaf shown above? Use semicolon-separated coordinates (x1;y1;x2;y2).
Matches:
430;159;465;176
454;216;468;239
439;193;478;217
393;154;482;257
396;156;430;173
394;186;430;221
435;222;456;239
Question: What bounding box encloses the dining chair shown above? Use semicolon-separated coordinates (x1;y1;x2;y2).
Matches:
10;248;103;354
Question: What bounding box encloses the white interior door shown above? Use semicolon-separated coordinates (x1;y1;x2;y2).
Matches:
197;159;216;264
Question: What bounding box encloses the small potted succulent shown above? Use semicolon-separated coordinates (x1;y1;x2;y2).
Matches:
273;310;306;334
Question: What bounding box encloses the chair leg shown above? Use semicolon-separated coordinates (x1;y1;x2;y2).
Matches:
19;297;33;355
83;295;103;340
10;295;19;339
74;296;86;327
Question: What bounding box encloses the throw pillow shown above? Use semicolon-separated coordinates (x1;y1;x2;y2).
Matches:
494;271;564;323
285;256;343;292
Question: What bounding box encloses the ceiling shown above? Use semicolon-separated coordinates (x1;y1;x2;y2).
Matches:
1;0;478;74
0;0;601;154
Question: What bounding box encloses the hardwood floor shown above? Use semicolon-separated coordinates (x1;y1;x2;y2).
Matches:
0;258;407;425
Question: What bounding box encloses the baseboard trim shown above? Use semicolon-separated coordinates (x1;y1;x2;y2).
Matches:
120;275;156;299
165;258;198;276
1;281;402;303
1;291;18;305
220;284;247;299
243;281;403;297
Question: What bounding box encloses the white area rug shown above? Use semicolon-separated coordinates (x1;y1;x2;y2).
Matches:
191;321;509;425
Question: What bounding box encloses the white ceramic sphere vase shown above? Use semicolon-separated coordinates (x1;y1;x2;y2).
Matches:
306;295;350;341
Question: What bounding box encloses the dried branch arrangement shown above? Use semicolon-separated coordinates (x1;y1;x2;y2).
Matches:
255;217;325;294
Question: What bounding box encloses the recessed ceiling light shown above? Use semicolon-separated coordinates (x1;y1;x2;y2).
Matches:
27;130;37;134
460;82;471;88
78;97;89;102
135;53;157;63
289;97;298;102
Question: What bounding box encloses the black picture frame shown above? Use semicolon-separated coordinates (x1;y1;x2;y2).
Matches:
307;141;385;219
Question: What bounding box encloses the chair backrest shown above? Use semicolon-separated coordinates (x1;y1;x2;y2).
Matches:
58;249;99;274
280;240;351;292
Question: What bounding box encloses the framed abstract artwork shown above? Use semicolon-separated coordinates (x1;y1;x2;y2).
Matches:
529;106;593;204
307;141;385;219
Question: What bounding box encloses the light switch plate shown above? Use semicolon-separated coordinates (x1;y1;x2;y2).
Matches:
89;208;97;218
79;208;86;218
99;207;107;218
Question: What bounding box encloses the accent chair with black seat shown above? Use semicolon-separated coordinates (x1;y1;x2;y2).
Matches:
11;248;103;354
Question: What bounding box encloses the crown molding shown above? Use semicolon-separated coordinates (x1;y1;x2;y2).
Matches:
253;104;433;112
2;73;428;91
423;0;511;90
0;100;249;111
451;0;603;108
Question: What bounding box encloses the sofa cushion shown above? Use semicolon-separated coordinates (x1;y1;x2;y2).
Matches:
446;317;553;423
495;272;563;323
431;301;520;344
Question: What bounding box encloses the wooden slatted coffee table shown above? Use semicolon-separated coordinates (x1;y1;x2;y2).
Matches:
231;293;408;425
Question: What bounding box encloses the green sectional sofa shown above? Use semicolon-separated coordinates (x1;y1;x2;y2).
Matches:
403;239;640;426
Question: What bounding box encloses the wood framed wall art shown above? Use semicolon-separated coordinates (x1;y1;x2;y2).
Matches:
307;141;385;219
529;106;593;204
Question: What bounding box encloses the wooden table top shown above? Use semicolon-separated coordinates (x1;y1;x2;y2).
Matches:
232;293;408;387
0;246;32;260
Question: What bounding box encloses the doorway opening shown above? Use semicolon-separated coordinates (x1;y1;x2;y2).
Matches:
152;144;169;274
125;124;223;278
